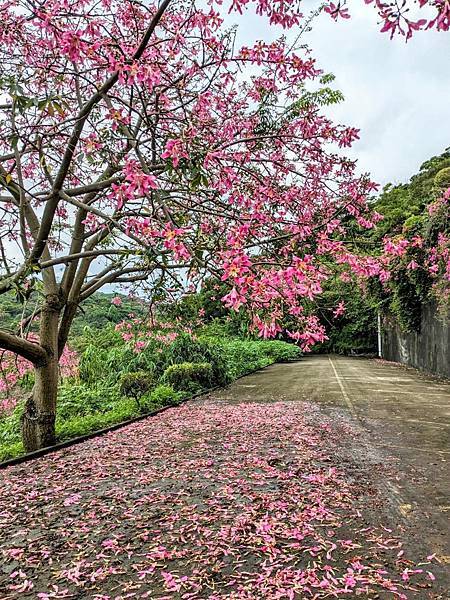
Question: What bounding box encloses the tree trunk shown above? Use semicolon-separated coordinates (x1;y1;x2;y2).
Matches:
21;359;59;451
21;295;60;452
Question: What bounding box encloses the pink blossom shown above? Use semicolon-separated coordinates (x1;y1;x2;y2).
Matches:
161;139;189;168
333;301;346;318
222;287;245;311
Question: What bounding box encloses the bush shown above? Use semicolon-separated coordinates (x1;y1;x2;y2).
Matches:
57;383;124;420
0;441;24;462
218;340;271;380
56;398;138;440
157;334;229;386
77;329;231;389
119;371;154;402
140;384;183;411
201;338;302;381
0;400;23;448
257;341;302;362
163;362;213;392
79;343;135;385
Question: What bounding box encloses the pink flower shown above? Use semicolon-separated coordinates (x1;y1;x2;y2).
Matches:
161;139;189;168
333;301;346;318
63;493;82;507
134;340;147;353
222;287;245;311
324;2;351;21
406;260;419;270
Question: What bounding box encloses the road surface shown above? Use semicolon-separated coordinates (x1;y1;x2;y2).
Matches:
223;355;450;577
0;354;448;598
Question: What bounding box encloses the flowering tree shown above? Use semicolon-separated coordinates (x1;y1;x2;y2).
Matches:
0;0;446;451
376;188;450;329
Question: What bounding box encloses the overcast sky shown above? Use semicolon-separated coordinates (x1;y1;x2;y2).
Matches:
227;3;450;189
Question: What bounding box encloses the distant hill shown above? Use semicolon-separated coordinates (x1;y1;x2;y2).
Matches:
371;148;450;241
0;291;149;340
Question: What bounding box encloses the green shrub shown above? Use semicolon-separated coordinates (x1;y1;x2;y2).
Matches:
74;324;124;353
79;343;136;385
140;384;183;411
157;334;229;386
57;383;124;420
56;398;138;440
119;371;154;403
211;338;301;379
0;401;24;448
163;362;213;392
218;340;271;380
434;165;450;190
199;317;250;340
0;441;24;462
257;341;302;362
78;331;230;389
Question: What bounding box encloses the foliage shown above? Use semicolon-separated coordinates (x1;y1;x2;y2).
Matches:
0;291;148;337
158;334;229;387
256;340;303;362
0;441;24;462
313;277;378;355
375;191;449;332
141;384;182;411
119;372;155;405
0;400;24;448
163;362;214;392
78;342;135;386
70;294;149;337
158;278;251;337
218;340;273;380
339;150;450;334
78;326;164;386
55;399;139;442
57;384;124;420
78;325;275;391
0;316;301;460
370;149;450;243
216;339;301;380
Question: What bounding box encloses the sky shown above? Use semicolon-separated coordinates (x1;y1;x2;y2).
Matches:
2;2;449;280
226;3;450;189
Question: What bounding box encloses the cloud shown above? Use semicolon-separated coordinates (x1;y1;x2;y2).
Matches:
225;4;450;186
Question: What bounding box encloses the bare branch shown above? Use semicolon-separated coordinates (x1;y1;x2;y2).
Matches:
0;330;48;366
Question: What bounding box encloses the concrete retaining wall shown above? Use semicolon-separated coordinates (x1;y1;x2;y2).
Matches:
381;303;450;378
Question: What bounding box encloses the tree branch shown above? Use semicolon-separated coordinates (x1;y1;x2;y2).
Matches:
26;0;173;270
0;330;48;366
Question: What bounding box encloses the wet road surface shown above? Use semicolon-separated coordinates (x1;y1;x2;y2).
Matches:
219;355;450;578
1;354;449;598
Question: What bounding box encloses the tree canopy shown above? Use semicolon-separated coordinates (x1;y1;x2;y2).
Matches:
0;0;447;450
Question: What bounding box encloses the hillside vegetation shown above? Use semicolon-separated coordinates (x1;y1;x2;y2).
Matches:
0;291;149;338
314;149;450;353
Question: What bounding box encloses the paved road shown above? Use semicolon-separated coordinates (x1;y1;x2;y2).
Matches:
224;355;450;571
1;355;449;598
